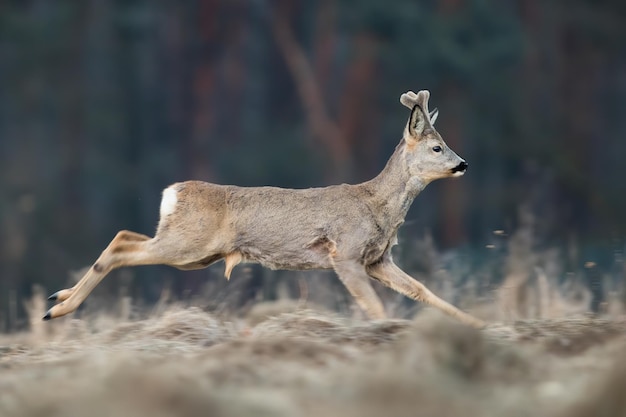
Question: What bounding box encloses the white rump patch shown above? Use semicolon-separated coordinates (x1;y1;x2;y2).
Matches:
160;187;178;217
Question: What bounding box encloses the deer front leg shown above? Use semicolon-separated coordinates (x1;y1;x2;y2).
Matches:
44;230;155;320
333;260;387;319
366;259;485;328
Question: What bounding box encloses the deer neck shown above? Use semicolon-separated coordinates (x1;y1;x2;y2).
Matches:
364;140;427;225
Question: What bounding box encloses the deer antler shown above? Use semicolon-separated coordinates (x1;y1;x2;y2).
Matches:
400;90;430;111
400;90;438;125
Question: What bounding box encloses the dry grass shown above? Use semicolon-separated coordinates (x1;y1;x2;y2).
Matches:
0;304;625;417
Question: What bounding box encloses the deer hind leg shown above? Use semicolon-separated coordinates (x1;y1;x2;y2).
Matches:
44;230;163;320
333;260;387;319
367;259;485;328
47;231;151;304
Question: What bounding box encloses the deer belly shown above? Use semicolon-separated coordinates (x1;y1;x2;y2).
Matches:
233;231;336;271
237;244;334;271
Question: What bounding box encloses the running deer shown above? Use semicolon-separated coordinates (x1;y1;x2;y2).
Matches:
44;90;485;328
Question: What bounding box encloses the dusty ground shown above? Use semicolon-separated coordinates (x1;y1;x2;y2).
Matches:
0;303;625;417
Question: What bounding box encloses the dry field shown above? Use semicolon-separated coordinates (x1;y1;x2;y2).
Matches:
0;300;625;417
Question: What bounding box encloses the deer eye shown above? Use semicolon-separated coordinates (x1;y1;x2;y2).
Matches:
432;146;442;153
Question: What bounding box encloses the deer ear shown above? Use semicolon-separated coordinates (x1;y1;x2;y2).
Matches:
408;104;427;139
429;108;439;125
402;89;434;142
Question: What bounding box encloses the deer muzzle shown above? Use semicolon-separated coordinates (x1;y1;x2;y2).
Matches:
451;161;468;176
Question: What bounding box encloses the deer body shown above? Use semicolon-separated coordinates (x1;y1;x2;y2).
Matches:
158;155;418;273
44;90;485;328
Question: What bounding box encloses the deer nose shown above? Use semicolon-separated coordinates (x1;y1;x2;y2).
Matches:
452;161;468;173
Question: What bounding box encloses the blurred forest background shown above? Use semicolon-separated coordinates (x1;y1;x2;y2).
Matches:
1;0;626;330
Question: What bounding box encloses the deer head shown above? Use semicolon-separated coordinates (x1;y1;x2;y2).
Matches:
400;90;467;182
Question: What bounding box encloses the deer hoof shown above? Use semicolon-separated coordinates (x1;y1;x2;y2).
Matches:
42;311;52;321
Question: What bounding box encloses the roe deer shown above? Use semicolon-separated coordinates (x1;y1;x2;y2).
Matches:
44;90;485;328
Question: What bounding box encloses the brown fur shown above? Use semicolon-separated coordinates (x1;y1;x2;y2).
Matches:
44;90;484;328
